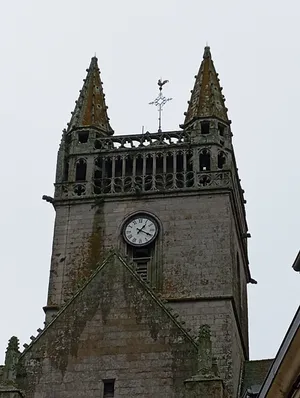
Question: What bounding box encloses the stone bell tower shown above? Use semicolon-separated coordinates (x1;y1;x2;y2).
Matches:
41;47;253;397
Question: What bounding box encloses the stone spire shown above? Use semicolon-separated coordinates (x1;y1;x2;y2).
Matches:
182;46;229;128
68;56;113;135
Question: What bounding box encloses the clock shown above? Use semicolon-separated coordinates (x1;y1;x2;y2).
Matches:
123;214;158;247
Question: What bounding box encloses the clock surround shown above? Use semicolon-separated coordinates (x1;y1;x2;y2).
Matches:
122;213;159;247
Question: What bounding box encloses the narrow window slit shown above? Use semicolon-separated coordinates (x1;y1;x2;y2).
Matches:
176;153;184;173
156;155;163;174
94;157;102;179
186;152;193;172
75;159;87;181
103;158;112;193
115;156;123;177
218;151;226;169
63;161;69;181
136;155;143;176
199;150;211;171
166;153;173;173
94;157;102;194
125;156;133;176
146;155;153;175
218;123;225;136
201;121;210;134
104;158;112;178
176;152;184;188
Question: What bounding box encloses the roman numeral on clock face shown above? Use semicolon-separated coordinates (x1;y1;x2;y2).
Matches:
123;215;158;246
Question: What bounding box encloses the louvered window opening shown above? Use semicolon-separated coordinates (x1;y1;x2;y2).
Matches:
131;246;151;282
134;258;149;282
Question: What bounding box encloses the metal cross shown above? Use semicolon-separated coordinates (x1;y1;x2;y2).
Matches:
149;79;172;133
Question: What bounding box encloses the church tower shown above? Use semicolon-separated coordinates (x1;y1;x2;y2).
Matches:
0;48;253;398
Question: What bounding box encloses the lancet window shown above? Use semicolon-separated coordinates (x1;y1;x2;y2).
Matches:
199;149;211;171
75;159;87;181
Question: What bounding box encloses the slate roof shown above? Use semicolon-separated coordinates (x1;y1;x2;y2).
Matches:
241;359;274;397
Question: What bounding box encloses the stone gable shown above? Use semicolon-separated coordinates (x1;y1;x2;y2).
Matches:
16;254;198;397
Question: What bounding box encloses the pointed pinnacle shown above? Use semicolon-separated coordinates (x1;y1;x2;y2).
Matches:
67;56;113;135
182;45;229;128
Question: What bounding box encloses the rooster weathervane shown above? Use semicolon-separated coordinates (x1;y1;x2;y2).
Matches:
149;79;172;132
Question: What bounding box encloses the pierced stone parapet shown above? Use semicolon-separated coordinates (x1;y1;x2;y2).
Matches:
67;129;192;154
55;170;231;199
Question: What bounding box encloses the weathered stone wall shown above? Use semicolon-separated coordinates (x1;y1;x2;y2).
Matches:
19;255;198;398
47;193;233;307
47;201;107;308
168;299;244;397
45;191;246;395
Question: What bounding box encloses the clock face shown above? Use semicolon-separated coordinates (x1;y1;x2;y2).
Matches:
123;215;158;246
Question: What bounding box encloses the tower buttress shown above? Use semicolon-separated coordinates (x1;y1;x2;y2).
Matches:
44;57;113;321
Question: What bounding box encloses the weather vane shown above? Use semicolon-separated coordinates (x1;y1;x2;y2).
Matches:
149;79;172;132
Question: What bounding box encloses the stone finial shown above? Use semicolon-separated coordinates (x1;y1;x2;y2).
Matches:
5;337;19;355
197;325;218;377
182;45;229;128
203;46;211;59
3;336;20;382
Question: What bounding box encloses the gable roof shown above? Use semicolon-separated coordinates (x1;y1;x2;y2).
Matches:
20;251;197;359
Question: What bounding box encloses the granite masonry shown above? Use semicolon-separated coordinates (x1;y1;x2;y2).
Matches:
0;46;272;397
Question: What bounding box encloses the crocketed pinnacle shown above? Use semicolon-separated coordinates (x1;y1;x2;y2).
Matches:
68;57;113;135
183;46;229;127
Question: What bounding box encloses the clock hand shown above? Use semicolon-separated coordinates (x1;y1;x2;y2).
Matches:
140;220;148;230
136;227;152;237
140;230;152;237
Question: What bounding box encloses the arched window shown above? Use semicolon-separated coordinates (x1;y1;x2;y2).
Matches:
145;155;153;175
63;161;69;181
94;157;102;194
136;155;143;176
218;151;226;169
75;159;87;181
176;152;184;173
199;149;211;171
115;156;123;177
156;153;164;174
166;152;173;173
125;156;133;176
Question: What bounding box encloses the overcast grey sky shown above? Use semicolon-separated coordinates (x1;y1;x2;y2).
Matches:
0;0;299;363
